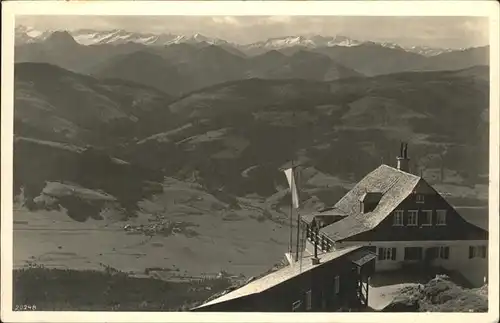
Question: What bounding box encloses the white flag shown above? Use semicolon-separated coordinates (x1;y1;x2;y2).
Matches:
284;167;300;209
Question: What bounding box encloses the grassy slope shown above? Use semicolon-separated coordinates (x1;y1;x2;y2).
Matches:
13;266;231;311
14;62;174;147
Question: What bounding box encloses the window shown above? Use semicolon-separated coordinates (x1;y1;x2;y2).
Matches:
334;276;340;294
292;300;302;311
439;246;450;259
416;194;425;203
305;290;312;310
469;245;487;259
422;210;433;226
480;245;487;258
393;210;404;226
407;210;418;226
404;247;423;260
378;247;397;261
436;210;447;226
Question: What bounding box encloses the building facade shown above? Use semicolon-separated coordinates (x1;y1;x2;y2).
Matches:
301;145;488;287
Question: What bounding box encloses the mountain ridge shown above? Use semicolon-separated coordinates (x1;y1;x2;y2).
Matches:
15;28;489;84
16;25;480;57
14;62;175;147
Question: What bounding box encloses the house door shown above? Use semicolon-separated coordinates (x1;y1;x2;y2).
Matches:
403;247;424;270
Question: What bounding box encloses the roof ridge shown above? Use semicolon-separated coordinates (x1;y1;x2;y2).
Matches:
380;163;422;180
383;177;401;194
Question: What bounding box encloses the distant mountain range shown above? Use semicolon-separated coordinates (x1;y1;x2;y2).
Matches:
15;28;489;96
15;31;363;96
16;25;471;57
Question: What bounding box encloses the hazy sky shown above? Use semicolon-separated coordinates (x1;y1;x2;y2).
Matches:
17;16;489;48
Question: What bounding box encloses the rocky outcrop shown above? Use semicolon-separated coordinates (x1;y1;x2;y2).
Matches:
383;275;488;312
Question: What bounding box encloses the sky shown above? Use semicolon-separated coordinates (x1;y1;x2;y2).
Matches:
16;16;489;48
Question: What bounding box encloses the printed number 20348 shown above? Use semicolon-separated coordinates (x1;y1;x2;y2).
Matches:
15;304;37;311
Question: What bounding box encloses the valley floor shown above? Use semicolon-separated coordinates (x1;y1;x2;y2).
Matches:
13;206;290;280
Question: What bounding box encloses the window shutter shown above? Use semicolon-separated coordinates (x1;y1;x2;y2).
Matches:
391;248;397;260
378;248;384;260
469;246;474;259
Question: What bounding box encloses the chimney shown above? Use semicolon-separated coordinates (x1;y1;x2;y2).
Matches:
397;142;410;173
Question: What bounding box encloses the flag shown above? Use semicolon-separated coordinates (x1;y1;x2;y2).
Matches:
283;167;300;209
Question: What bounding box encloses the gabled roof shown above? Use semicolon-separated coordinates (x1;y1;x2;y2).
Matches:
321;164;421;241
194;245;364;309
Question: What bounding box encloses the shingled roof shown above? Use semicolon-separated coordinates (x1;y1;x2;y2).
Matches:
194;245;365;309
321;164;421;241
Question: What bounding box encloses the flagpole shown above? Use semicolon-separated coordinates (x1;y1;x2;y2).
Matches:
295;209;300;262
295;166;300;262
299;217;306;273
282;161;300;264
289;203;293;256
289;160;294;257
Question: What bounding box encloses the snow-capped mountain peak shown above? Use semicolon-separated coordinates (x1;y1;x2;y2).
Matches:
242;34;364;50
400;45;457;57
14;25;460;57
15;25;52;44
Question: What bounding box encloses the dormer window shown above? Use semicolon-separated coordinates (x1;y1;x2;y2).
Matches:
416;194;425;204
360;192;383;213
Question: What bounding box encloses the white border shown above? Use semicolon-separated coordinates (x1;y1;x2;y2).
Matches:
1;1;499;323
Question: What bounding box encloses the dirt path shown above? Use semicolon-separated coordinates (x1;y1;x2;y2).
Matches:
367;271;430;310
368;282;420;310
